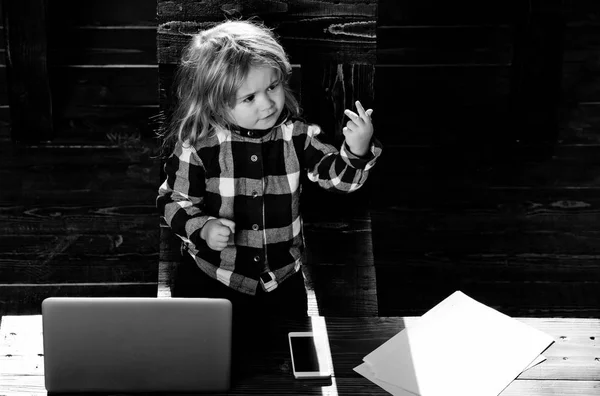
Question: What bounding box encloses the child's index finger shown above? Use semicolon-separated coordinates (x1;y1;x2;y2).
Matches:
344;109;359;120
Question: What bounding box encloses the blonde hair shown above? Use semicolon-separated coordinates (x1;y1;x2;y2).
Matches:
162;19;300;150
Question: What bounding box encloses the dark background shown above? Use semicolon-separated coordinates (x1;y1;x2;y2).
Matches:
1;0;599;317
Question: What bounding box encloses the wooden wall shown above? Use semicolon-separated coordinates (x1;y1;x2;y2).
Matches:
1;0;599;318
0;0;160;314
372;0;600;317
0;1;9;141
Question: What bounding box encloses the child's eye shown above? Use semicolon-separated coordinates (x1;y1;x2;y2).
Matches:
268;82;281;91
243;95;255;103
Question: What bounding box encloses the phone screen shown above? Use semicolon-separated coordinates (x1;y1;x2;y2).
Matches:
290;335;321;372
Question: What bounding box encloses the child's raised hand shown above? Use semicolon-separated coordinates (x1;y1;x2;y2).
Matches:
343;100;374;157
200;218;236;251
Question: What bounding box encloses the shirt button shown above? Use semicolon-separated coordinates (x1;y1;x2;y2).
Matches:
250;154;258;162
253;255;260;262
252;224;259;231
252;191;259;198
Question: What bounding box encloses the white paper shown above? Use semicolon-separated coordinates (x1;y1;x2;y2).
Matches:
354;362;418;396
357;291;554;396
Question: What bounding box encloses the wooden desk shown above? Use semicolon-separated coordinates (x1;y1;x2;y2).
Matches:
1;315;598;395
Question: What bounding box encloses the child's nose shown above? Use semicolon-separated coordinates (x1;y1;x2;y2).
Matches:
259;94;275;110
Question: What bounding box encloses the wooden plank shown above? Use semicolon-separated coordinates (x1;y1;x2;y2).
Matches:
48;27;157;65
0;232;158;284
157;224;182;299
3;0;53;142
375;278;600;317
0;284;158;315
374;65;511;145
370;145;600;194
0;254;158;285
377;25;513;65
560;103;600;144
0;144;158;170
373;253;600;284
0;188;159;207
372;225;600;255
563;21;600;64
563;0;600;24
157;0;376;24
52;106;160;142
0;233;158;256
47;0;156;26
1;1;9;143
370;186;600;232
560;7;600;147
562;62;600;107
303;216;378;316
50;67;158;107
0;70;7;96
0;145;160;206
509;0;566;146
0;206;158;235
0;106;10;142
157;0;376;65
378;0;516;25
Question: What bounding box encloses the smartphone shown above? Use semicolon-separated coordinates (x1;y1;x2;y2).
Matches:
288;331;332;379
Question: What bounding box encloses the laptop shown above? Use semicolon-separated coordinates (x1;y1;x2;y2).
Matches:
41;297;232;393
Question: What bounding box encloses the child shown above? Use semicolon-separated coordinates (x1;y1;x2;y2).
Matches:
157;19;382;321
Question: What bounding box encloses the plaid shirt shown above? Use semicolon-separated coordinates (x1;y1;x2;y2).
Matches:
157;118;382;295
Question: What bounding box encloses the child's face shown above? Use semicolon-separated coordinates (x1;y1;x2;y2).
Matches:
229;65;285;130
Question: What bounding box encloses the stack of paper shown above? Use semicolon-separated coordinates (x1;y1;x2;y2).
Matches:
354;291;554;396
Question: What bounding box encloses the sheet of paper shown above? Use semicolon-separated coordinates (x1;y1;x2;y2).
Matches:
362;291;554;396
354;362;418;396
354;356;547;396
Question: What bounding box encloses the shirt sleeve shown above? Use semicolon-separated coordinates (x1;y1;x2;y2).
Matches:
302;123;383;192
156;142;215;246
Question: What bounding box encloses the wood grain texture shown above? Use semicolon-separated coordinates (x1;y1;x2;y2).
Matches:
378;0;516;25
46;66;160;142
560;104;600;144
374;65;511;146
157;0;376;23
370;142;600;317
157;0;376;64
4;0;53;142
0;284;158;315
0;144;160;313
1;316;598;394
560;6;600;144
0;145;160;205
377;25;514;65
47;28;157;65
303;216;378;316
50;67;158;107
0;106;9;142
370;145;600;193
375;279;600;317
509;0;565;147
47;0;157;26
